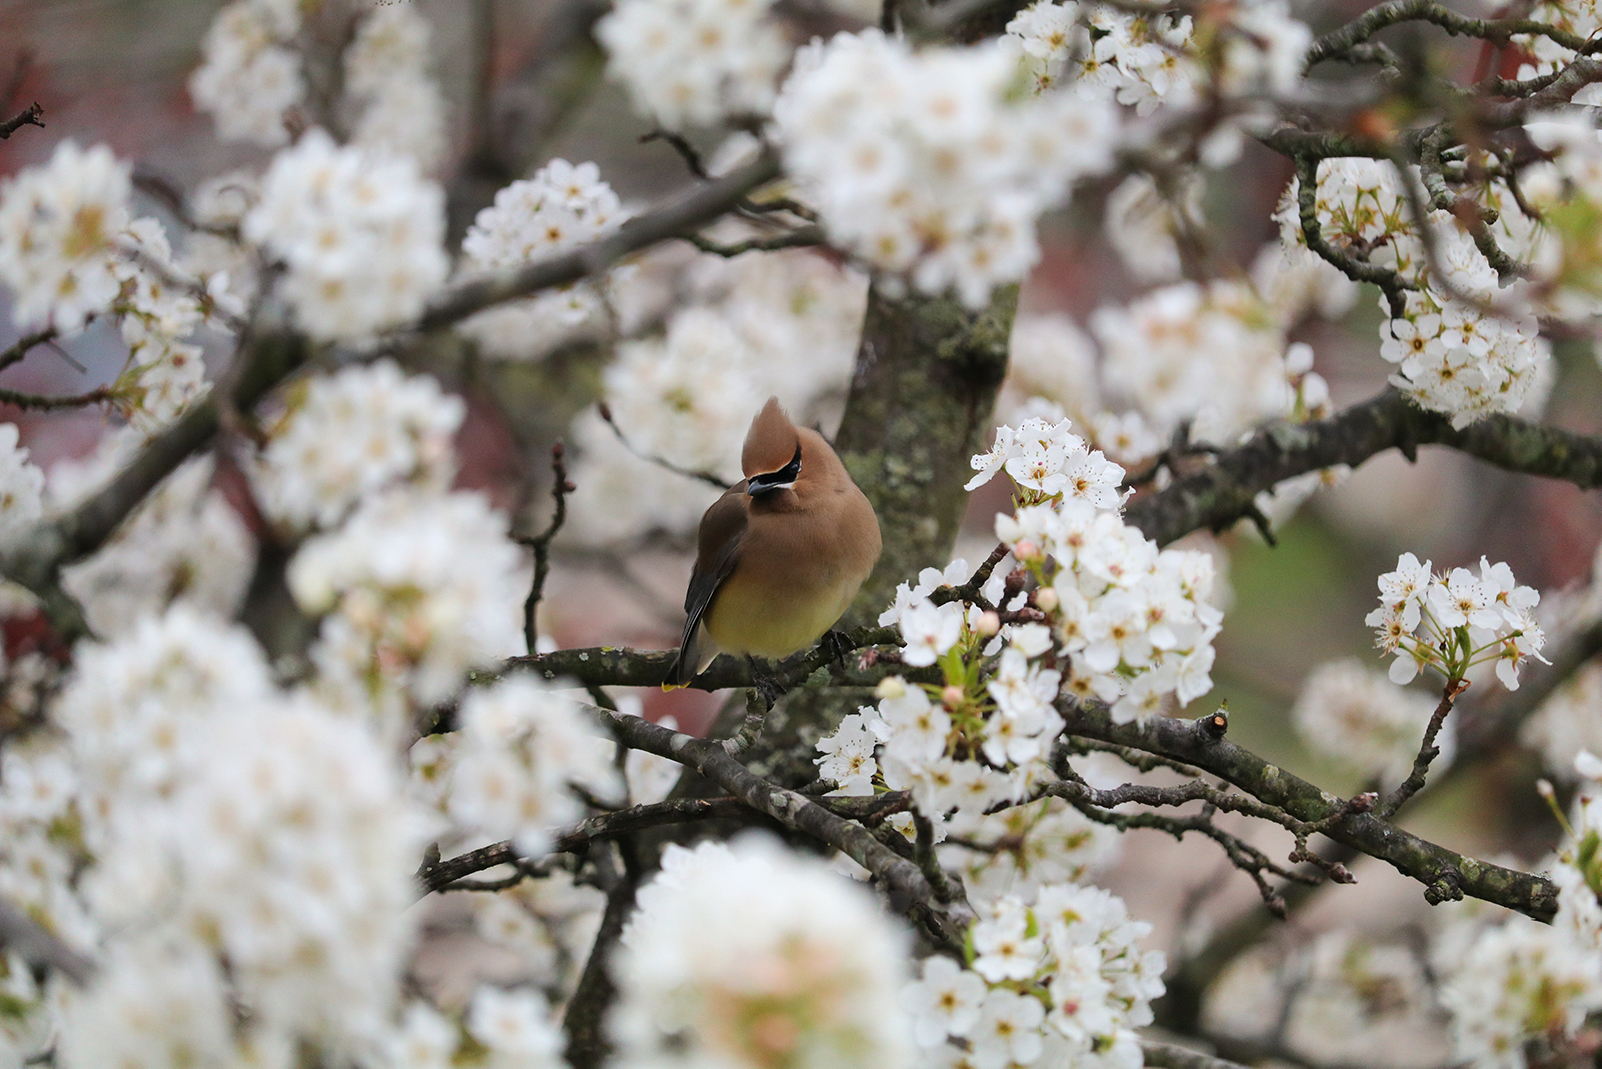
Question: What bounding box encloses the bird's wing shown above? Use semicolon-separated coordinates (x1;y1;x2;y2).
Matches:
665;484;748;684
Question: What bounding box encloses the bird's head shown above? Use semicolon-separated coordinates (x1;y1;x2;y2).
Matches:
742;396;803;497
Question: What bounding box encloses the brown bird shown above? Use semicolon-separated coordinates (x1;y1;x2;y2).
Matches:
665;396;882;686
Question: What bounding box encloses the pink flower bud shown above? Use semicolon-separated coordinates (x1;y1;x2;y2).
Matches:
1035;588;1059;612
976;611;1001;637
941;685;965;709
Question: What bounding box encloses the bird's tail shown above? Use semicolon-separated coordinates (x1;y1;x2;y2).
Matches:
662;622;716;690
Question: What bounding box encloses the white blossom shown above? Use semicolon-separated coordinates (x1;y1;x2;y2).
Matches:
251;360;464;531
0;141;130;332
611;837;914;1069
458;159;629;360
596;0;790;129
244;130;448;341
774;30;1117;307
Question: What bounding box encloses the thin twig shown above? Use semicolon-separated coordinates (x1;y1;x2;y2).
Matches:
0;386;111;412
596;401;730;489
685;226;826;258
1377;678;1469;818
0;329;55;376
518;441;573;653
0;101;42;140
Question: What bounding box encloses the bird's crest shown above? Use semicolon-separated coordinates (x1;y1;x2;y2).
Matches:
741;396;801;480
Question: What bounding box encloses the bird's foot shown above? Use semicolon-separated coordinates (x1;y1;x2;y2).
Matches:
819;628;853;666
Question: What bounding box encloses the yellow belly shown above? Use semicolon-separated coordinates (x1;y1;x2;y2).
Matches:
703;567;860;659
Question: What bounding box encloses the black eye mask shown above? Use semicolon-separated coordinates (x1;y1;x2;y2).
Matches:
746;444;803;495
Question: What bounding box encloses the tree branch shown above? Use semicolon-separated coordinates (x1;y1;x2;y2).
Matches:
1125;389;1602;547
0;101;42;140
518;441;573;653
1306;0;1595;67
0;331;307;637
590;703;975;947
1142;1039;1255;1069
0;895;94;986
0;329;54;376
1061;701;1558;919
418;150;782;332
418;796;760;893
503;623;904;690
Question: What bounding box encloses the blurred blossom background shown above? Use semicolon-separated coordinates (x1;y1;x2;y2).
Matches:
4;0;1602;1065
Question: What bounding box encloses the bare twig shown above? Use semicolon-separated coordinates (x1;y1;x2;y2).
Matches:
518;442;573;653
0;101;42;140
1061;697;1559;919
1378;678;1470;818
419;796;759;893
0;329;55;376
685;225;826;258
590;702;975;947
596;401;730;489
0;385;111;412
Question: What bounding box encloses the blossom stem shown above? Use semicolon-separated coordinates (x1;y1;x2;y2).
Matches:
1376;677;1470;818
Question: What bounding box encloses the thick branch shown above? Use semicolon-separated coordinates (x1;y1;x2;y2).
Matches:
1125;389;1602;547
1307;0;1593;67
1062;702;1559;920
503;623;902;690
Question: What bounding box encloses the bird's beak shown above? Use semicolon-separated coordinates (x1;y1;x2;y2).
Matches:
747;444;802;496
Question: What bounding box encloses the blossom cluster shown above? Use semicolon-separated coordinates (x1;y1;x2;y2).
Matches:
1276;157;1551;427
0;142;223;433
1006;0;1310;112
188;0;304;147
250;358;464;532
1435;753;1602;1067
423;675;620;857
970;414;1225;720
289;489;526;724
1366;553;1546;689
243;130;449;342
458;158;629;361
611;837;914;1069
820;414;1220;863
773;30;1117;307
596;0;790;130
903;882;1164;1069
341;4;449;170
1090;279;1326;445
52;607;422;1064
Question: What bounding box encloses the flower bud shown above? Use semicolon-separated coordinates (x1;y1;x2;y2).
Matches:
941;685;965;709
1537;778;1556;800
874;676;907;700
1035;587;1059;613
1014;539;1042;563
976;611;1001;637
